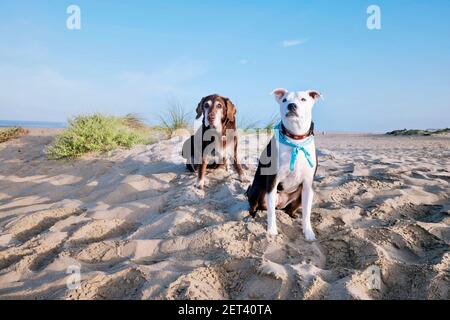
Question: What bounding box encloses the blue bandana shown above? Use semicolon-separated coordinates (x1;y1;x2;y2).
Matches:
275;122;315;172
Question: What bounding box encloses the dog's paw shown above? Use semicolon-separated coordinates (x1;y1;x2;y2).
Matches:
239;173;250;183
244;215;253;222
304;228;316;242
267;228;278;236
196;179;205;190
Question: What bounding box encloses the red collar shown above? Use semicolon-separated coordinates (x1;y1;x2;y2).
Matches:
280;123;314;140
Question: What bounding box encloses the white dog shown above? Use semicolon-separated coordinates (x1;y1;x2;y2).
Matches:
246;88;321;241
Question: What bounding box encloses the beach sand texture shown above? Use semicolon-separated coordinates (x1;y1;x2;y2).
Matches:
0;129;449;300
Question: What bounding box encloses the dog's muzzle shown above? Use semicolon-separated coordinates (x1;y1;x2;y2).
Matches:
286;111;298;118
286;103;298;117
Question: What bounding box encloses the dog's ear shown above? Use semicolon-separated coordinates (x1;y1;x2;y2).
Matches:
224;97;237;123
196;97;206;120
308;90;322;101
271;88;288;103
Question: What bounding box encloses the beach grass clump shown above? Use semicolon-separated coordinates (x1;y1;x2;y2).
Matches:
159;102;191;135
47;113;151;159
121;113;146;130
0;127;29;143
237;117;260;133
264;113;280;134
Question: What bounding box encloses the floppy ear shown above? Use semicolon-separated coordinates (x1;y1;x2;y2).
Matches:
224;97;237;123
195;97;206;120
271;88;288;102
308;90;322;101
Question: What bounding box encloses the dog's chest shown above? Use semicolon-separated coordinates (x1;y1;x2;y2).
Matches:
209;137;231;161
276;141;316;192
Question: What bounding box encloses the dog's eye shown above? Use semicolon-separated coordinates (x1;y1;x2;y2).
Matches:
282;98;287;103
217;104;222;109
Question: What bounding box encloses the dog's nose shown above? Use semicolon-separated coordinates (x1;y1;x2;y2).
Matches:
287;103;297;111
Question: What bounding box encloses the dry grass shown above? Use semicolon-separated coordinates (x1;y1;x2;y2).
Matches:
122;113;147;130
0;127;29;143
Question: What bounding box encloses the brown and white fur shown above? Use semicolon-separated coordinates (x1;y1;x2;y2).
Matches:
246;88;321;240
182;94;245;189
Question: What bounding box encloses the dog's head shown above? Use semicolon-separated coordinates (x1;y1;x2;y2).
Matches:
195;94;236;131
272;88;321;135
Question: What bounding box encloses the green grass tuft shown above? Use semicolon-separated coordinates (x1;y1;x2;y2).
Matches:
47;113;151;159
0;127;29;143
159;101;191;135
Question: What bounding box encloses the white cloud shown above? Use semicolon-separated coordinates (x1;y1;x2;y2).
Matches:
281;39;307;48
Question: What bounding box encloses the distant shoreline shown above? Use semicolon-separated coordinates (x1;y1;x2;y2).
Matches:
1;120;448;136
0;120;67;129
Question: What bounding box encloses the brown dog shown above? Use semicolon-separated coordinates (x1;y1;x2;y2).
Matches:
182;94;245;189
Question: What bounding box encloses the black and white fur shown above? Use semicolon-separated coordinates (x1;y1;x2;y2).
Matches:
246;88;321;241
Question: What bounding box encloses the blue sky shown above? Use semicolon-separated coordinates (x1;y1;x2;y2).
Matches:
0;0;449;131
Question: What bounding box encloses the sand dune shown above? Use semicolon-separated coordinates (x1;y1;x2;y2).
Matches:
0;129;449;300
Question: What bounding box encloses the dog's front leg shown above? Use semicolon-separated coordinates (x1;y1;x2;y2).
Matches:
233;139;247;182
234;160;246;182
221;156;229;171
302;183;316;241
196;158;208;189
266;189;278;235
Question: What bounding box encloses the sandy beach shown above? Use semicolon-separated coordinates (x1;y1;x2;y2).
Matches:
0;128;449;300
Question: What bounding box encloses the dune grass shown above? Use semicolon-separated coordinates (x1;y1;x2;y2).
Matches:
121;113;147;130
159;101;191;135
0;127;29;143
237;117;260;133
263;113;280;134
47;114;151;159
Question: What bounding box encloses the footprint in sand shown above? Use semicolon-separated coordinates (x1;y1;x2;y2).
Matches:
0;231;67;272
5;207;86;242
69;219;137;245
66;268;146;300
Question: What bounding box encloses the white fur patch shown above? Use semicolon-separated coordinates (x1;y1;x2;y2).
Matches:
203;100;212;126
279;91;316;135
266;88;321;240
